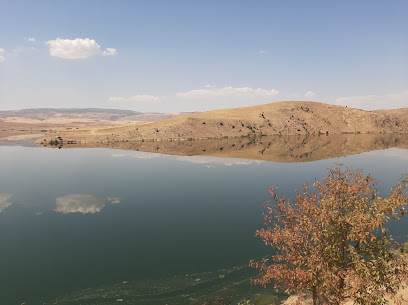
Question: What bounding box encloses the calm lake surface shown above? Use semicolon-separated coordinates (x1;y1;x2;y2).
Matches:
1;135;408;304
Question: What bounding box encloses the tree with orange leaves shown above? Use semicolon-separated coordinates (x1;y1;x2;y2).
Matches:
251;166;408;305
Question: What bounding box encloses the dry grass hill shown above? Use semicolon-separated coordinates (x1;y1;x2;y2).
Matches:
0;108;192;143
36;101;408;146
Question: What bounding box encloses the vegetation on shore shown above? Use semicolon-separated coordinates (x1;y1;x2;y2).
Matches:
251;166;408;305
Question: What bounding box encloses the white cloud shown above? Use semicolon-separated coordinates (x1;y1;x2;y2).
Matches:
46;38;117;59
335;91;408;110
109;95;160;103
102;48;118;56
258;50;267;55
0;48;5;63
176;86;279;99
0;193;12;213
304;91;316;98
204;83;214;88
12;47;24;55
25;37;36;43
55;194;120;214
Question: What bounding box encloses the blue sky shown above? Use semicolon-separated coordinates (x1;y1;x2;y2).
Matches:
0;0;407;112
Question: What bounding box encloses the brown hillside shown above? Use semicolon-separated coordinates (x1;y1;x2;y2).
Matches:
375;108;408;122
35;101;408;145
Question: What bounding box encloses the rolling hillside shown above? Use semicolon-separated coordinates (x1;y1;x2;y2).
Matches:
0;108;192;143
36;101;408;145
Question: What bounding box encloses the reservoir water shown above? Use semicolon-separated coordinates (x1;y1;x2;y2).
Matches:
1;134;407;304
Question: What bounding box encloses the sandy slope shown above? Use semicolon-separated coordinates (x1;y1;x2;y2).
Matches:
36;101;408;145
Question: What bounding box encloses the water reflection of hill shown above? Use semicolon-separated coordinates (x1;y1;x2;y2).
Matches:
45;134;408;163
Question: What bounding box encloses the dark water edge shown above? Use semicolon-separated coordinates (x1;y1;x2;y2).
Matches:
39;265;286;305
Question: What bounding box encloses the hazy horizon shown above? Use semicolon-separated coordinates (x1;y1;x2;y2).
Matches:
1;99;408;113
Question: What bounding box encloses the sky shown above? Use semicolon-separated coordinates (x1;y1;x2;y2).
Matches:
0;0;407;113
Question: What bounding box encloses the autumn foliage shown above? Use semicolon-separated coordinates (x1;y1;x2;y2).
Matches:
251;166;408;305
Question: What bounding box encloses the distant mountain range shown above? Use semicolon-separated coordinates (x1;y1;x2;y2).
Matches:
0;108;143;115
0;108;193;125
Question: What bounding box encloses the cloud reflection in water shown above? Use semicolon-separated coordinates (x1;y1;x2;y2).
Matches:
55;194;120;214
112;152;160;159
0;193;12;213
176;156;264;167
